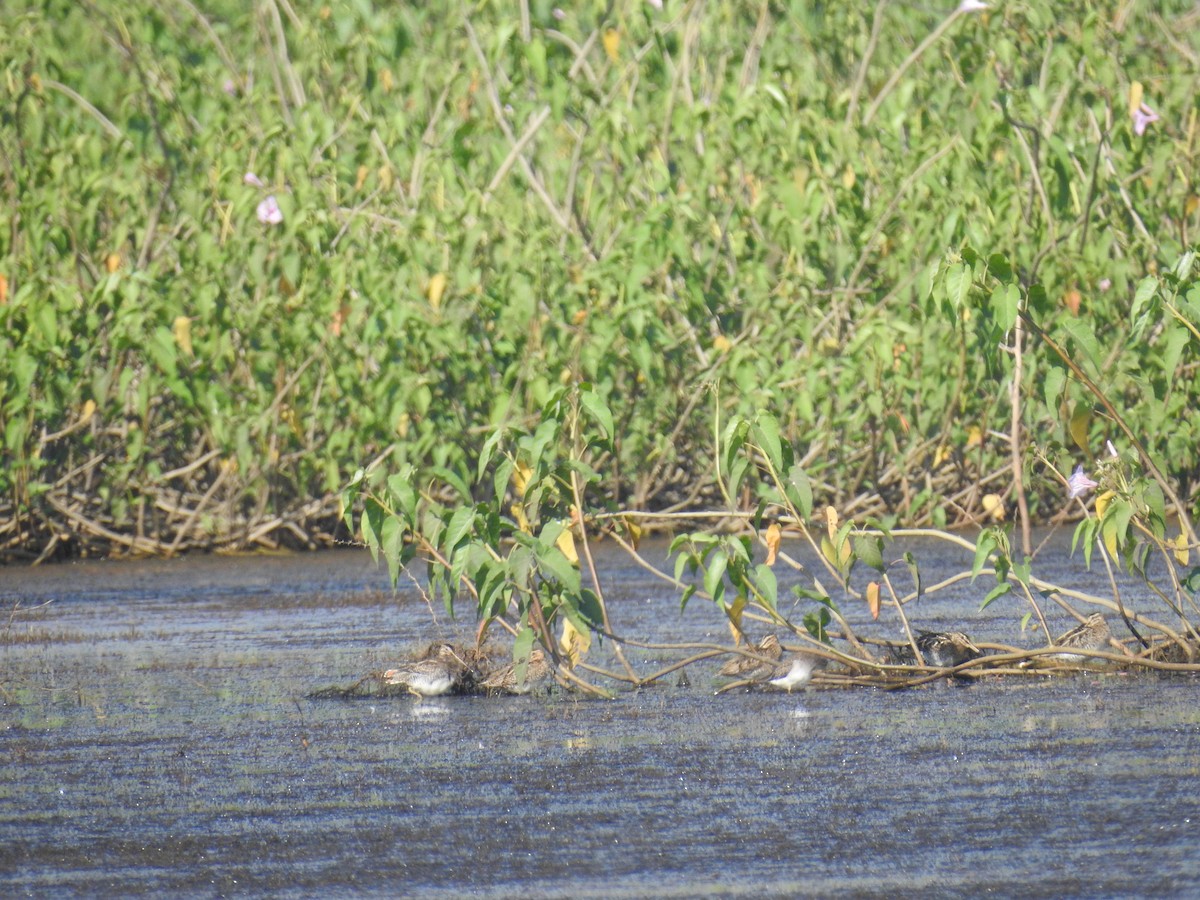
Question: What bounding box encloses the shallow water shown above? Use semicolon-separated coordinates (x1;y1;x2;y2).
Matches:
3;536;1199;897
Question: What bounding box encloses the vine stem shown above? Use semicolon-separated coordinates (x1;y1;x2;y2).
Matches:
568;397;640;684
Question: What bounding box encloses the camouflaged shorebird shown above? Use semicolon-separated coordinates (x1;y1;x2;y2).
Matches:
383;643;467;697
718;634;783;679
480;648;552;695
888;631;983;668
1050;613;1112;661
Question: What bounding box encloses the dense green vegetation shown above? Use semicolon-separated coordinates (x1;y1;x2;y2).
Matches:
2;1;1198;570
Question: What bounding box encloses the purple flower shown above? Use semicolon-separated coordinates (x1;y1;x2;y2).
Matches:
1133;103;1159;136
1067;465;1098;499
244;172;265;188
256;195;283;225
957;0;988;12
552;7;566;20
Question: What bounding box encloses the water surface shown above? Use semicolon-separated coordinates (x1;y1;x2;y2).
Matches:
3;538;1199;897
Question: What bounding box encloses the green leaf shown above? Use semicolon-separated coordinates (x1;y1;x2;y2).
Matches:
903;551;922;599
1130;275;1158;328
704;550;729;602
979;581;1011;609
381;515;405;587
753;563;778;611
785;465;813;520
853;534;885;572
538;544;582;595
944;263;972;312
970;532;995;580
989;282;1020;333
579;388;613;442
443;506;476;553
512;627;536;687
751;413;784;474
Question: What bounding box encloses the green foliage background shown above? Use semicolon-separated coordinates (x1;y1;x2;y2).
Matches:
2;0;1198;558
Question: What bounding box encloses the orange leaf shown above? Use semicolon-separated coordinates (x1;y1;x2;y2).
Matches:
764;522;781;566
866;581;880;620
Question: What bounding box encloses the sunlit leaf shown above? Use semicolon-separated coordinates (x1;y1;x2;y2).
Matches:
427;272;447;310
1128;80;1144;117
764;522;781;566
726;592;747;629
559;617;590;666
825;505;839;541
982;493;1005;522
866;580;880;620
602;28;620;62
555;526;579;565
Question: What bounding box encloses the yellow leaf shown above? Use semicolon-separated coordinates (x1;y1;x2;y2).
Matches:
380;68;394;92
394;412;410;438
982;493;1005;522
510;501;531;534
1102;519;1120;560
726;594;747;632
713;334;732;353
1095;490;1114;519
512;460;533;496
839;537;853;568
559;618;590;667
841;164;856;190
965;425;983;448
1187;195;1199;217
555;527;579;565
624;516;643;549
80;399;96;423
427;272;447;310
172;316;193;356
764;522;781;566
355;165;369;191
825;505;839;541
105;253;122;273
0;272;7;305
1128;80;1144;118
1069;405;1092;453
866;581;880;621
1174;533;1189;566
281;404;303;439
379;166;394;190
933;444;951;468
602;28;620;62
